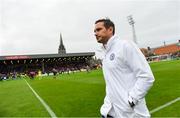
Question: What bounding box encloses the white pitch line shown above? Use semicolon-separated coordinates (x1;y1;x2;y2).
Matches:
24;79;57;118
150;97;180;114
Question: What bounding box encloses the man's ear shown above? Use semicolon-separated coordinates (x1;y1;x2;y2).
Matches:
108;27;113;33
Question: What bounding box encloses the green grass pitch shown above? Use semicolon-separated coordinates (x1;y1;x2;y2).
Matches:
0;60;179;117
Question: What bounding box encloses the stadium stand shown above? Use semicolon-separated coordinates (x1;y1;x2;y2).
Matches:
0;34;95;79
143;40;180;62
153;40;180;55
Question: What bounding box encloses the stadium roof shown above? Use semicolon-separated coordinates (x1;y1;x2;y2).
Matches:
0;52;95;61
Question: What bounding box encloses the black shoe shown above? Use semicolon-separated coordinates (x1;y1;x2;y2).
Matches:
101;114;113;118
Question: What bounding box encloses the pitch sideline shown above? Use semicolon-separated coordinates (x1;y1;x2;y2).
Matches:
24;79;57;118
150;97;180;114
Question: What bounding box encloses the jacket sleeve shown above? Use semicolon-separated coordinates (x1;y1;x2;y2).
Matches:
100;94;112;117
123;41;155;101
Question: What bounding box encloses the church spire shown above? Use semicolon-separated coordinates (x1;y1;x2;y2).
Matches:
58;33;66;54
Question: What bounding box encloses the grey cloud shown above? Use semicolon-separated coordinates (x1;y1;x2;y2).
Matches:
0;0;179;56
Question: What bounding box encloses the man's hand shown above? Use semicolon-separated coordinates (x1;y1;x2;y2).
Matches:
128;95;138;108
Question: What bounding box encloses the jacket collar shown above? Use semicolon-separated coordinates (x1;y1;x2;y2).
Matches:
103;35;118;52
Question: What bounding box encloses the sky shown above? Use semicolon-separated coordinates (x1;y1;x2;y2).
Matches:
0;0;179;56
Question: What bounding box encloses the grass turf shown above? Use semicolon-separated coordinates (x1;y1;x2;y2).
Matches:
0;60;179;117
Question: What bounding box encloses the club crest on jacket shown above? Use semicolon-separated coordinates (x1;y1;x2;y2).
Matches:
110;53;115;60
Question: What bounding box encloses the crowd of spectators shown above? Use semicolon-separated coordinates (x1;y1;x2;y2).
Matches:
0;62;93;81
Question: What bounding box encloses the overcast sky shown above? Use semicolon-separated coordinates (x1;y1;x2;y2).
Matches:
0;0;179;56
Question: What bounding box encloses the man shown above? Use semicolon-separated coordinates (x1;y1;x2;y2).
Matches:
52;68;58;78
29;71;36;79
94;18;155;118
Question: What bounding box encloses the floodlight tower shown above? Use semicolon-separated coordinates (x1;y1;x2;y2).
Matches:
127;15;137;44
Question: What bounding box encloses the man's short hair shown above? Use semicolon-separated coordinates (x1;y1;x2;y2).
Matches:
95;18;115;35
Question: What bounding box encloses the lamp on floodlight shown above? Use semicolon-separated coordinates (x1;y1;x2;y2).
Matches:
127;15;137;44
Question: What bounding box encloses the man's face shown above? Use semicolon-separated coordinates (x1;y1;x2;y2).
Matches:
94;22;112;44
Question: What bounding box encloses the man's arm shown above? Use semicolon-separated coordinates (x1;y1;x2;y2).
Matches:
100;94;112;117
123;41;155;103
